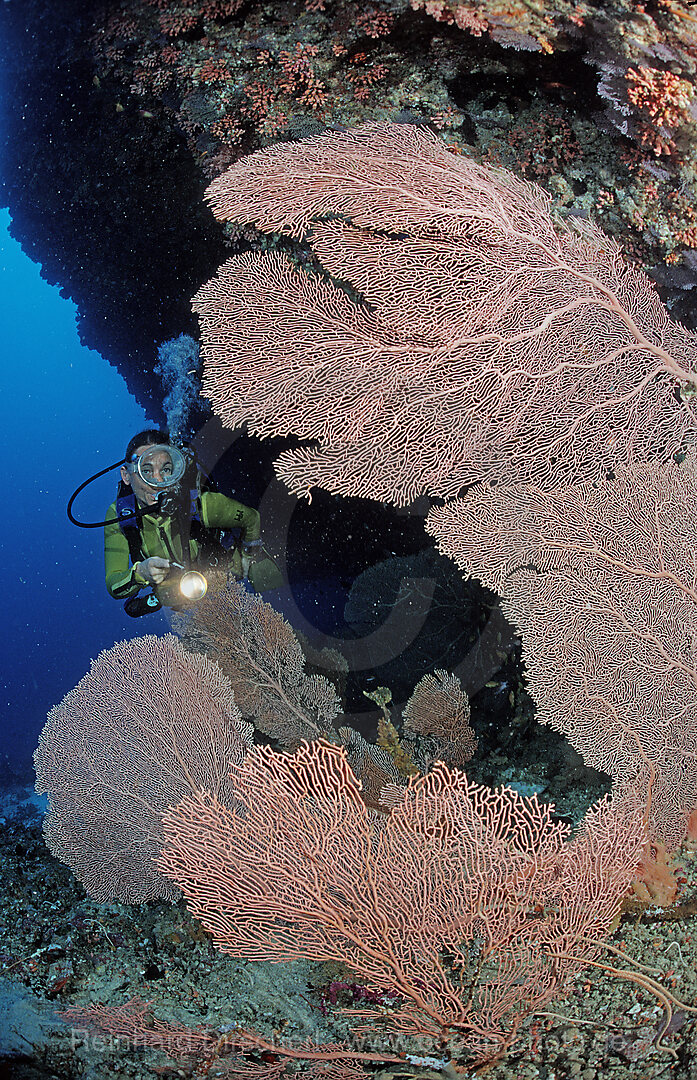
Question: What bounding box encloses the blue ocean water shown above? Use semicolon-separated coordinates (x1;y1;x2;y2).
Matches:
0;207;169;778
0;207;357;779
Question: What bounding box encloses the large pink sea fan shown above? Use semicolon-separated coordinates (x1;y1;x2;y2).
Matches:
193;122;697;505
35;634;252;902
158;740;645;1065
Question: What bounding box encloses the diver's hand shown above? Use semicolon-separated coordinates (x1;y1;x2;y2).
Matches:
240;540;263;580
137;557;170;585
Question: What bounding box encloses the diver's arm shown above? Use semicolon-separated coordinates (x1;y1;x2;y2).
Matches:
104;506;149;599
200;492;261;544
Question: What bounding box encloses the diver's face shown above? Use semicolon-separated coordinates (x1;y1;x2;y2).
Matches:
120;444;174;507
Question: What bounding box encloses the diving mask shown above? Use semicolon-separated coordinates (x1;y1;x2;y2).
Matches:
128;444;187;490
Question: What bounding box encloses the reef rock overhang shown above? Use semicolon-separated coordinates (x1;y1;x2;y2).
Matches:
0;0;228;416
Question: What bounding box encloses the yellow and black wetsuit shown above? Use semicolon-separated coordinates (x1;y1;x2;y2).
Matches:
104;491;260;608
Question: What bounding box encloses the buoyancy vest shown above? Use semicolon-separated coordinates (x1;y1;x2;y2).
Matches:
114;489;217;566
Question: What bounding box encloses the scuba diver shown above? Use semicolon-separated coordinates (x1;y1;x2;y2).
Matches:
68;429;280;617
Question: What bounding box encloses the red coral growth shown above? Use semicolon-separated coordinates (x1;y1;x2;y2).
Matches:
452;5;488;35
101;10;140;39
129;47;175;95
136;51;159;70
197;56;230;82
355;7;395;38
677;224;697;248
346;58;389;101
131;63;173;95
484;108;581;179
241;79;279;123
299;80;328;109
160;44;180;64
198;0;245;17
159;7;199;36
430;105;463;129
278;42;318;84
410;0;488;37
210;114;244;145
626;66;694;156
278;43;327;111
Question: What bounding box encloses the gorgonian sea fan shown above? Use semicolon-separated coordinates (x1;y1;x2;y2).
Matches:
193;121;697;505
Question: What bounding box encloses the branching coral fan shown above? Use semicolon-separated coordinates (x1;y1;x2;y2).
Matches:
194;121;697;848
194;122;697;506
34;634;252;902
156;740;646;1065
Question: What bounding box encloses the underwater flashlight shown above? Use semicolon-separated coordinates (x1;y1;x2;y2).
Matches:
179;569;208;601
